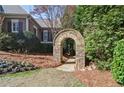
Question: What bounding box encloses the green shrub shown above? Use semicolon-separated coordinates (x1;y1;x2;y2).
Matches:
23;31;36;39
0;31;16;51
74;6;124;70
40;43;53;53
23;31;42;53
9;31;42;53
84;28;122;70
112;39;124;85
0;31;42;53
96;60;111;70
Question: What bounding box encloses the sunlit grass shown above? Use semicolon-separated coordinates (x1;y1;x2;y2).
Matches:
0;69;41;79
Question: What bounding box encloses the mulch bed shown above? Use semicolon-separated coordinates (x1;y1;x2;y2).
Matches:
74;70;121;87
0;51;122;87
0;51;61;68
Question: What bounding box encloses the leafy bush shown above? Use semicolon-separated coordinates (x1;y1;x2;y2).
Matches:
23;31;42;53
84;28;122;70
0;31;42;53
96;60;111;70
0;31;16;51
74;5;124;70
40;43;53;53
112;39;124;85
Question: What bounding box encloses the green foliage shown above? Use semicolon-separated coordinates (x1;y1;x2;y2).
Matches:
96;60;111;70
0;31;41;53
74;5;124;70
0;31;16;51
74;6;124;32
84;28;123;70
23;31;36;39
0;59;37;74
112;39;124;85
40;43;53;53
63;38;75;56
23;31;42;53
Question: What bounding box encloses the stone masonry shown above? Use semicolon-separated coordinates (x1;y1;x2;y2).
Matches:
53;29;85;70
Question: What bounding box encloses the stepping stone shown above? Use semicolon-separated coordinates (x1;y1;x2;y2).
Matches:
56;64;75;72
66;58;75;63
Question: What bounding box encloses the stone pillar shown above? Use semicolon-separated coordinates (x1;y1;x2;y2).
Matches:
53;44;62;63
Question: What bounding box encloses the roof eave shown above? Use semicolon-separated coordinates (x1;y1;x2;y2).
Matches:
4;13;30;16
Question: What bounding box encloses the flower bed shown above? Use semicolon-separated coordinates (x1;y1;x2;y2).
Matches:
0;59;38;74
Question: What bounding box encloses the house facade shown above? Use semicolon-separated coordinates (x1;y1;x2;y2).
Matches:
0;5;61;44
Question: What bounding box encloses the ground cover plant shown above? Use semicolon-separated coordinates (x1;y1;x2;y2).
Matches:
0;59;38;74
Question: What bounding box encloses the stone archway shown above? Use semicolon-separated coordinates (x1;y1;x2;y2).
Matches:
53;29;85;70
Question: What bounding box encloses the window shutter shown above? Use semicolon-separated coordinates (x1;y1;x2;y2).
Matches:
19;21;23;32
48;30;52;42
41;31;43;41
7;21;11;32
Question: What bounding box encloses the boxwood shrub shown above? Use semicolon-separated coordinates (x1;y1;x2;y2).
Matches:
112;39;124;85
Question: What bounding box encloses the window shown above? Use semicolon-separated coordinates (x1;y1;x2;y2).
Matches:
11;19;19;33
43;30;48;42
41;30;53;43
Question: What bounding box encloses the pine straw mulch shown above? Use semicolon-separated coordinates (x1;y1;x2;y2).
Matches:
74;69;122;87
0;51;61;68
0;51;122;87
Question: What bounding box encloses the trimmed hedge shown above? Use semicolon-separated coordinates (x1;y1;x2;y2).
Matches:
112;39;124;85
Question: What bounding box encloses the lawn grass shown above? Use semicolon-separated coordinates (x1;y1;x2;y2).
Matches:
0;69;41;79
72;81;85;87
0;68;85;87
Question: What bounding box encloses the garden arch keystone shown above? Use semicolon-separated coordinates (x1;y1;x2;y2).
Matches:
53;29;85;70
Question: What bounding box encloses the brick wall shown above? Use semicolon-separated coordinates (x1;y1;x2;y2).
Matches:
2;18;26;32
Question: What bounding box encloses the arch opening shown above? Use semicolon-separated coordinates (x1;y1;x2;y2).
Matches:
62;38;76;63
53;29;85;70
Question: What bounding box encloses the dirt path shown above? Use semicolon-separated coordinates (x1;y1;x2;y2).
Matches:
56;64;75;72
0;68;84;87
